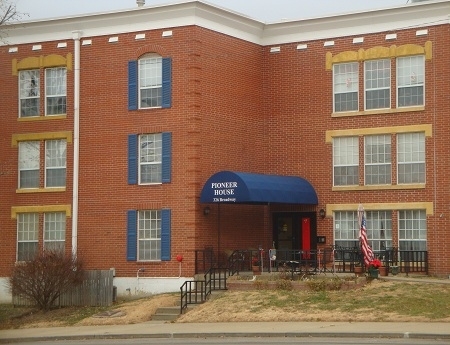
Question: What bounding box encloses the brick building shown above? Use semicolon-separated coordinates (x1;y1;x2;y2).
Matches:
1;0;449;302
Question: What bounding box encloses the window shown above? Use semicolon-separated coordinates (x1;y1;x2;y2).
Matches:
365;59;390;110
18;139;67;189
18;67;67;117
45;67;67;115
139;134;162;184
128;56;172;110
365;211;392;251
333;62;358;112
139;55;162;108
364;135;391;185
17;212;66;261
333;136;359;186
19;70;40;117
128;132;171;185
397;132;425;184
398;209;426;251
19;141;40;188
127;209;171;262
397;56;424;107
45;139;67;187
334;211;359;248
333;54;425;112
17;213;39;261
44;212;66;253
138;210;161;261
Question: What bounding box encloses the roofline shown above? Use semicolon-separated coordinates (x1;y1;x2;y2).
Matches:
2;0;450;47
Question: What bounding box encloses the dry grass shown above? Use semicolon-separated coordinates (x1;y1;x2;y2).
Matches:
1;277;450;329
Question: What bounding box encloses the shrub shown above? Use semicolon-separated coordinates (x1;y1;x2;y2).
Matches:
275;279;293;291
9;250;85;311
306;277;344;291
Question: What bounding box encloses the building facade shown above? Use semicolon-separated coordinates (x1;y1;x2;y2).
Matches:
1;0;449;302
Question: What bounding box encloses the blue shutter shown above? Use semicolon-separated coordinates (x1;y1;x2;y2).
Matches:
161;58;172;108
128;60;138;110
161;209;171;261
161;132;172;183
128;134;138;185
126;210;137;261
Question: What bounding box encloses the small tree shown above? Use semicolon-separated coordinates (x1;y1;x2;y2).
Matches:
9;251;85;311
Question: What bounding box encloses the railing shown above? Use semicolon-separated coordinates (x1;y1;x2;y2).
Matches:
195;248;214;274
180;267;228;314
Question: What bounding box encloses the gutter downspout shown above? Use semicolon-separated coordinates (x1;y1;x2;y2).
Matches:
71;31;81;257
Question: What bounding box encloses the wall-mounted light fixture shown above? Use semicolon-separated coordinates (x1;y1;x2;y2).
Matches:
319;208;326;219
203;206;211;216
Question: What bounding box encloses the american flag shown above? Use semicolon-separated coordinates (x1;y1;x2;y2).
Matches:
359;213;374;266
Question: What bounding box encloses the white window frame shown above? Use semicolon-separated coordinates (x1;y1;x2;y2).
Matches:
364;134;391;185
333;136;359;186
366;210;392;252
45;67;67;115
18;141;40;189
19;69;40;117
398;209;427;251
397;55;425;107
397;132;425;184
333;62;359;112
45;139;67;188
364;59;391;110
17;213;39;261
43;212;66;253
138;210;161;261
333;211;359;249
138;54;162;109
139;133;162;184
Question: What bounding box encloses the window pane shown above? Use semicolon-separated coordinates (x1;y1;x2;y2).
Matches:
365;59;391;110
397;56;424;107
333;137;359;186
19;141;40;188
44;212;66;253
139;56;162;108
45;139;67;187
17;213;39;261
365;135;391;185
19;70;40;117
397;133;425;184
139;133;162;184
333;62;358;112
366;211;392;252
398;209;426;251
138;210;161;261
45;68;67;115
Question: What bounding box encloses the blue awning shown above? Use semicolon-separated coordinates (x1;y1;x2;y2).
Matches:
200;171;318;205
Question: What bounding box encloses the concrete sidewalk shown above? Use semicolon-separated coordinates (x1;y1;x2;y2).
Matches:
1;321;450;343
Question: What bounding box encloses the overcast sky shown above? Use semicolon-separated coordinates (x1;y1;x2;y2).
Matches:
12;0;413;23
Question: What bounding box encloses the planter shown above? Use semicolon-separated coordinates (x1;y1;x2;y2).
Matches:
379;266;388;277
252;266;261;275
390;266;399;275
354;266;364;277
368;269;379;279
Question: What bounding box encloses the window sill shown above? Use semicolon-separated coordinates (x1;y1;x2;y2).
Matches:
16;187;66;193
332;184;425;191
332;106;424;118
18;114;67;121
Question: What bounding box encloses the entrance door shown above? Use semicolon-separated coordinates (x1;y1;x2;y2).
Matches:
273;212;317;252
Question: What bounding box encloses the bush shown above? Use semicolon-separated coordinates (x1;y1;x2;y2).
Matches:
275;279;293;291
306;277;344;291
9;251;85;311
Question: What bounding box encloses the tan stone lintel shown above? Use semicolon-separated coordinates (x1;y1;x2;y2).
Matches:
11;131;72;147
326;124;432;142
12;53;73;75
11;205;72;219
326;202;433;217
18;115;67;122
325;42;432;70
332;184;425;192
331;106;425;118
16;188;66;194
